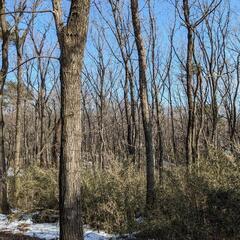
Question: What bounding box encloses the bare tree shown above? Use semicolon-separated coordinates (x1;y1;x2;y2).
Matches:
181;0;222;169
0;0;10;214
131;0;155;209
52;0;90;239
12;1;37;202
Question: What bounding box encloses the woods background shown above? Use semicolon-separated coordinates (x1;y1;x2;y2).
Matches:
0;0;240;239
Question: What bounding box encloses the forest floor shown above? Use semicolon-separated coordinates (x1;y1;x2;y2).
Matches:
0;213;112;240
0;232;41;240
0;233;138;240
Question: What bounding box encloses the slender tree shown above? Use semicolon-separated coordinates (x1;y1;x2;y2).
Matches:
0;0;10;214
131;0;155;209
182;0;222;169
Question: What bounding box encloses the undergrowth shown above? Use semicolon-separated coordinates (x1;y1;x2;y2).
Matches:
8;148;240;239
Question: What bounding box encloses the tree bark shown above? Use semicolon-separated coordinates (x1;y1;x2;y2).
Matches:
183;0;195;169
131;0;155;209
0;0;10;214
13;31;24;205
14;49;23;173
52;0;90;239
109;0;136;160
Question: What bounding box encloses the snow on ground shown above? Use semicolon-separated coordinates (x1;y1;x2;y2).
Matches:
0;214;112;240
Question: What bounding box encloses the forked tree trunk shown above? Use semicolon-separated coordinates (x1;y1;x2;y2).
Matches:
52;0;90;239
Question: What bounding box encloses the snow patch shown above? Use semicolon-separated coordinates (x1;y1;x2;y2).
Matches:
0;214;112;240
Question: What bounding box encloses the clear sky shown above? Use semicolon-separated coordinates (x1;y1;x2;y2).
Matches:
4;0;240;99
5;0;240;57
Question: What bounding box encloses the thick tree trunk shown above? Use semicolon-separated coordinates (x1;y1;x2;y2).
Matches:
52;0;90;239
131;0;155;209
59;51;84;240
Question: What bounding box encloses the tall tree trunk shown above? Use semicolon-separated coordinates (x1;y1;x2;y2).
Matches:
108;1;136;161
129;70;137;161
39;80;46;167
14;8;31;175
123;69;136;161
14;50;23;173
131;0;155;209
52;0;90;239
148;3;164;183
183;0;195;169
0;0;10;214
168;76;177;161
13;34;24;205
52;101;60;167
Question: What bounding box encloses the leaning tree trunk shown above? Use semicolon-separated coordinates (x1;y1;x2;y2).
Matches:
52;0;90;240
0;0;10;214
131;0;155;210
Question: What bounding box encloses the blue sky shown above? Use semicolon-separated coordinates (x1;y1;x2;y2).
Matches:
4;0;240;100
5;0;240;60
